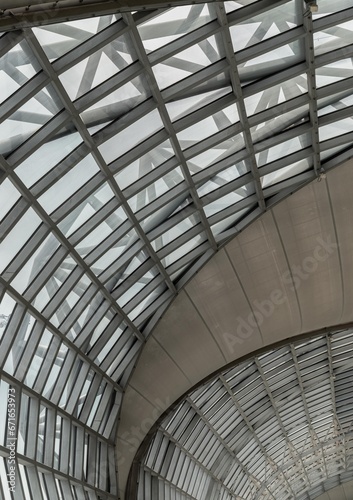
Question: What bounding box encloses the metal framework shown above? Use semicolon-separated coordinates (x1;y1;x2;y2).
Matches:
137;329;353;499
0;0;353;498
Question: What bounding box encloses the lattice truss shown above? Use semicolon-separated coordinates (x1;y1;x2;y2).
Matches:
0;0;353;498
139;331;353;500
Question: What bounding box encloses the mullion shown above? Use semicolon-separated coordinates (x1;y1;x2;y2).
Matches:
23;246;68;302
50;172;106;223
32;335;62;393
155;224;203;260
122;156;179;200
0;71;49;123
66;361;91;415
108;129;168;175
111;259;155;300
98;239;145;284
110;338;141;381
165;241;210;277
6;110;71;168
58;285;98;333
99;330;137;373
0;197;29;241
14;321;45;381
183;122;243;162
148;19;221;66
52;19;129;75
83;221;135;267
75;60;144;113
122;274;165;314
90;383;112;433
0;302;27;368
30;141;91;197
3;224;49;282
173;93;236;133
66;200;125;247
134;182;188;221
86;315;126;360
74;301;111;350
133;288;172;328
161;59;229;102
78;373;102;424
41;266;84;319
51;350;78;407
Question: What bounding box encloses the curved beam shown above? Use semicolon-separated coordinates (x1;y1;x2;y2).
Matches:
117;159;353;498
0;0;285;30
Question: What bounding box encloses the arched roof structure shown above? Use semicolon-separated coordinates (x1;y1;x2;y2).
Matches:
1;0;353;499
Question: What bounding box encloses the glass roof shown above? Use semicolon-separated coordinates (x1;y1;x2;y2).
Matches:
137;329;353;500
1;0;353;498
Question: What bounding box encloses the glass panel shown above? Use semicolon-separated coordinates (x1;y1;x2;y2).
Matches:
32;255;77;313
112;249;150;291
314;20;353;56
177;103;239;150
0;293;17;342
211;208;251;236
230;1;299;52
0;179;21;220
250;105;309;144
58;182;116;239
238;41;302;83
10;233;60;294
59;32;137;100
98;109;164;164
80;75;150;128
0;208;42;273
162;233;207;268
128;167;185;213
117;268;158;308
90;229;140;276
319;117;353;142
187;134;246;174
25;328;53;388
153;35;222;89
15;128;83;188
74;205;128;257
49;274;92;328
33;16;119;61
151;214;200;252
114;139;175;190
316;58;353;88
256;133;310;167
166;88;232;122
261;158;310;188
0;40;39;105
138;4;216;53
0;84;62;155
38;154;100;214
244;74;307;116
311;0;353;18
197;162;248;197
204;182;255;217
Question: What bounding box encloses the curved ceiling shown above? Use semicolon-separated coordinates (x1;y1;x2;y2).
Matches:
0;0;353;499
134;327;353;499
118;159;353;498
316;480;353;500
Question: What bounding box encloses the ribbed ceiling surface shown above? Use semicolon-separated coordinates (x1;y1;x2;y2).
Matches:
136;329;353;499
1;0;353;499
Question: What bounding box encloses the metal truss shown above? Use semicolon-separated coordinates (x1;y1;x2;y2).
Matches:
1;1;353;498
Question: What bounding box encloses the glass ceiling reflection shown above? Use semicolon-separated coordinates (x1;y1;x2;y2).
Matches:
1;0;353;498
